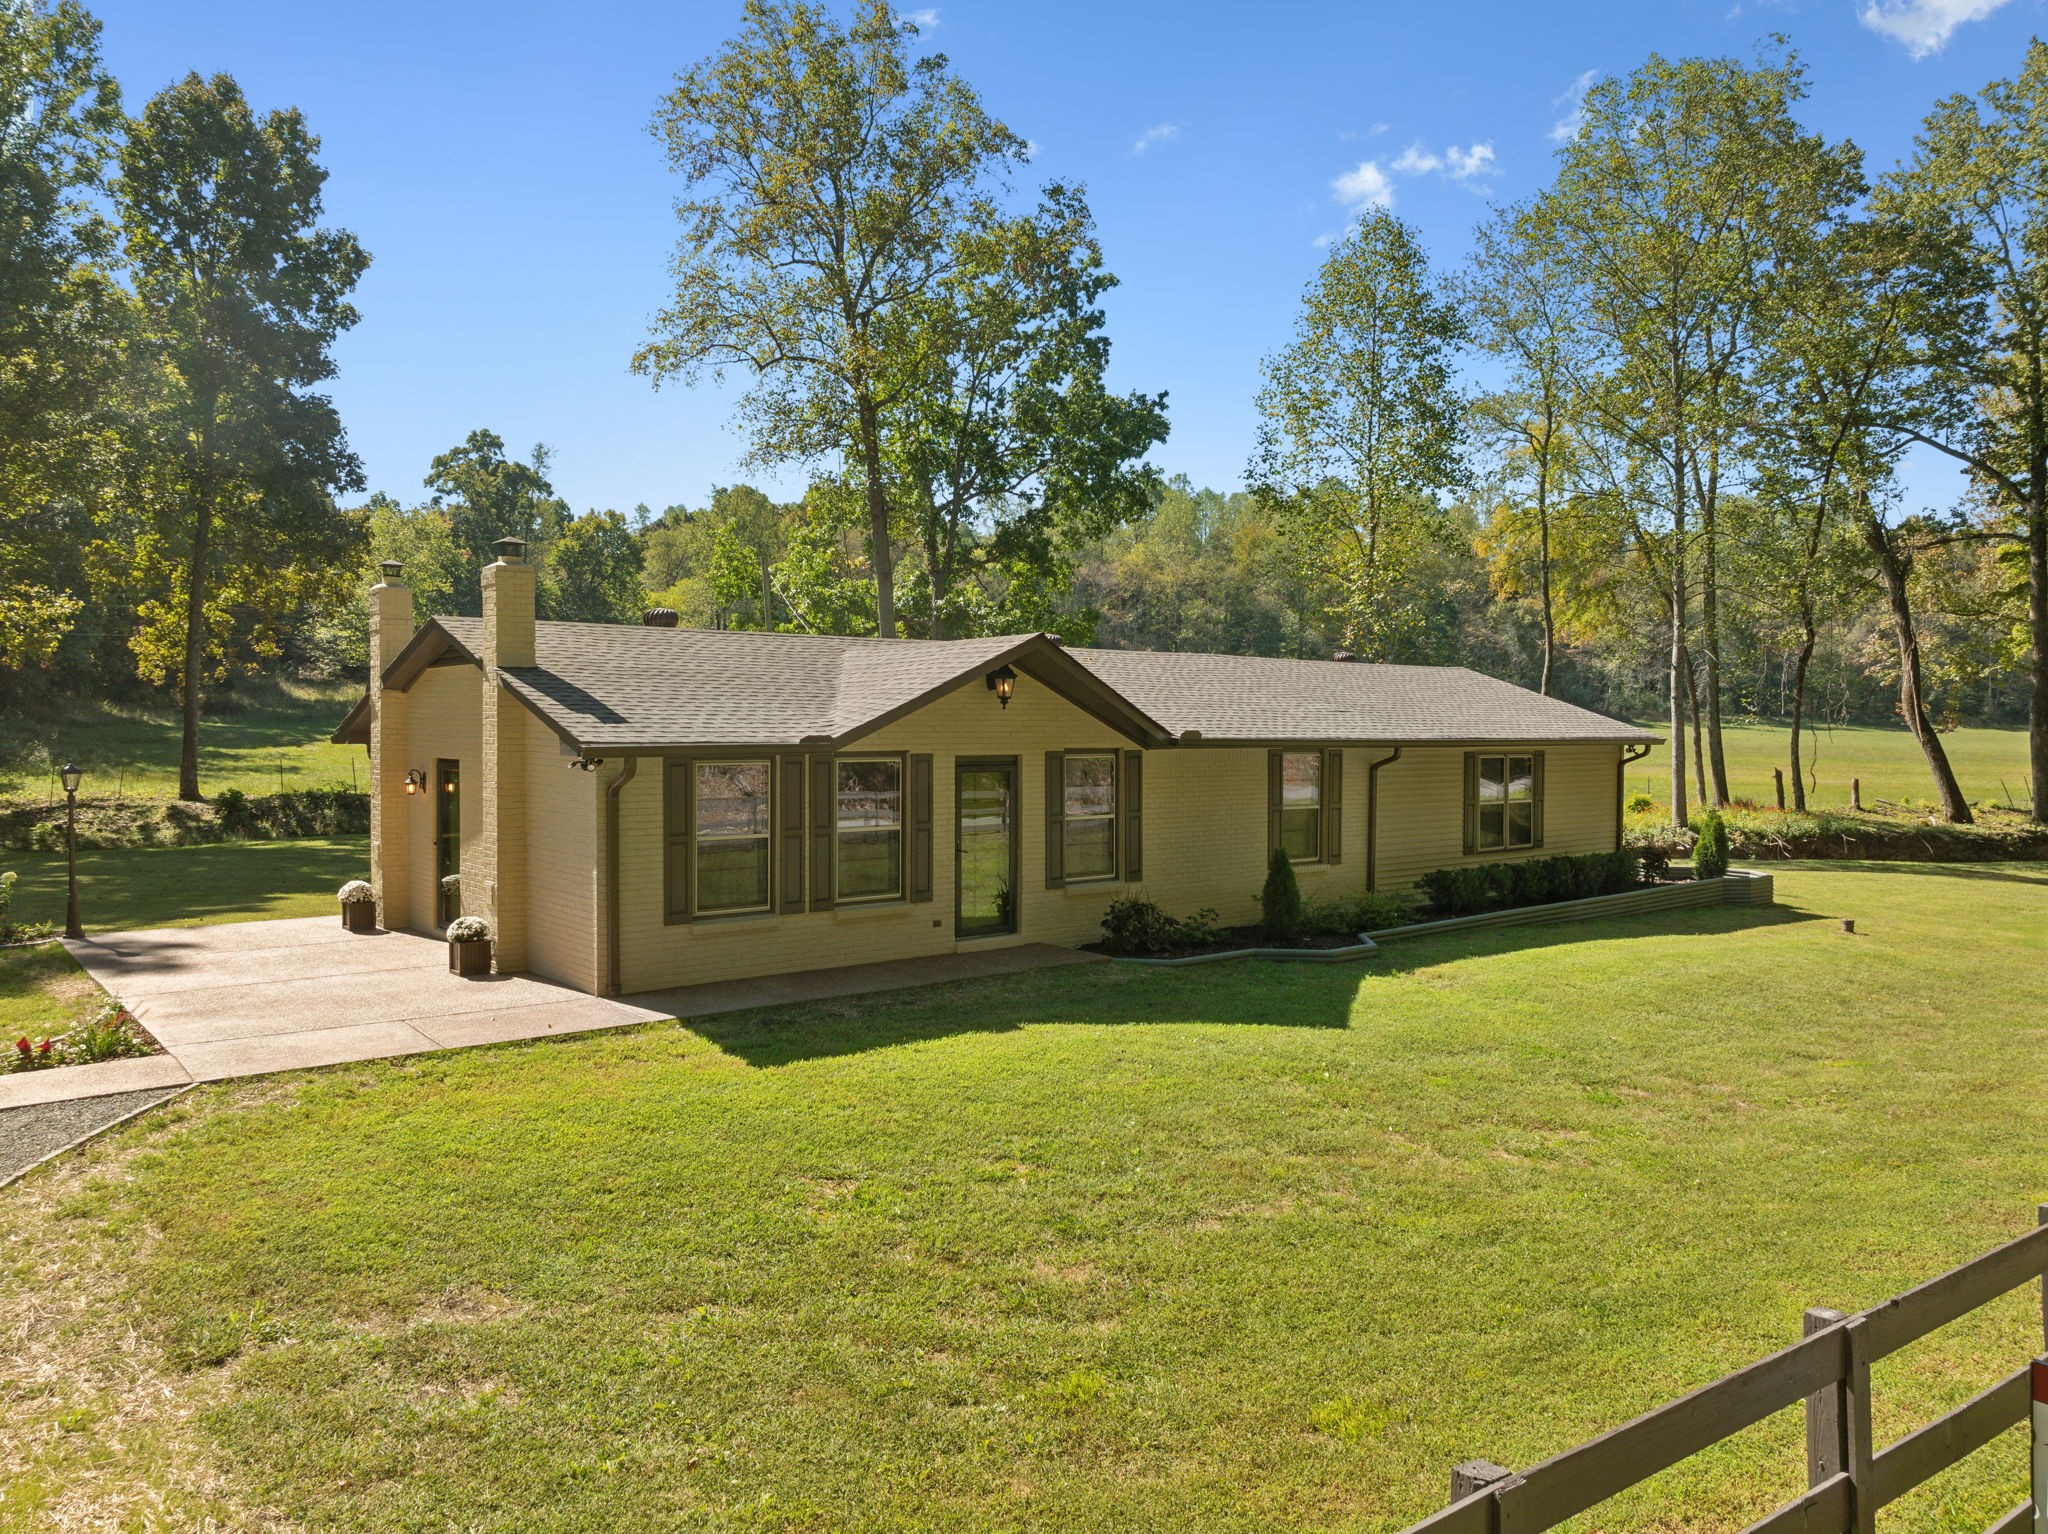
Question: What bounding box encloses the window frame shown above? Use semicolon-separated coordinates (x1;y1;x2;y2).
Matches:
1060;750;1119;884
833;753;907;905
691;757;775;917
1278;749;1324;864
1466;750;1544;854
665;755;777;923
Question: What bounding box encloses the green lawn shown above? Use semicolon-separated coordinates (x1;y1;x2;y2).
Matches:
0;942;106;1045
2;863;2043;1532
2;837;367;934
0;678;364;803
1629;718;2032;811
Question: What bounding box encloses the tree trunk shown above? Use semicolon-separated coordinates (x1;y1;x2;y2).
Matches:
854;390;895;638
1788;620;1814;814
178;492;211;803
1682;644;1708;814
1536;431;1555;696
1859;498;1972;824
2029;496;2047;823
1668;435;1689;831
1700;466;1730;807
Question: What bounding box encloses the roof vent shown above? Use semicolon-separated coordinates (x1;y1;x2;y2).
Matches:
642;607;679;628
1044;633;1066;647
1332;650;1360;662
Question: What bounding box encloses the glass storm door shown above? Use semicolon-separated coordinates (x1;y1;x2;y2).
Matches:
956;761;1018;939
435;760;460;926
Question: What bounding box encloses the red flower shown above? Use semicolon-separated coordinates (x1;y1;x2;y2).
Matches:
37;1039;53;1056
13;1038;27;1055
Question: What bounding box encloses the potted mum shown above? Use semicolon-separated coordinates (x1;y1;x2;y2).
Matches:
446;914;492;976
337;879;378;933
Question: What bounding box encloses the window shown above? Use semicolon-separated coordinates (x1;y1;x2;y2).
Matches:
1470;752;1540;851
695;761;772;913
1062;753;1117;880
836;757;903;901
1279;751;1322;861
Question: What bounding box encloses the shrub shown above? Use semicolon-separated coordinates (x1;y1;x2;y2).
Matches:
1099;894;1219;957
446;915;491;943
1303;890;1419;936
212;787;253;834
1416;849;1642;918
337;880;374;906
1691;810;1731;879
1259;847;1305;940
1623;824;1686;881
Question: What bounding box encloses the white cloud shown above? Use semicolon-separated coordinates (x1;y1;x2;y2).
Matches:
1859;0;2010;58
1331;159;1394;210
1022;138;1040;162
1392;142;1442;176
1550;69;1600;142
1132;122;1180;154
904;7;941;28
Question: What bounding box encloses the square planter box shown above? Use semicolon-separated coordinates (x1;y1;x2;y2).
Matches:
341;902;377;933
449;937;492;976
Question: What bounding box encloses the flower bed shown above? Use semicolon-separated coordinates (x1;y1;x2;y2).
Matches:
7;998;159;1073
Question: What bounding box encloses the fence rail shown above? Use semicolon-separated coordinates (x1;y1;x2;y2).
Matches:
1400;1209;2048;1534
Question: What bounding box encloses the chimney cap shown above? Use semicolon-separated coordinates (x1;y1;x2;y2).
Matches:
377;559;404;582
642;607;679;628
490;536;527;564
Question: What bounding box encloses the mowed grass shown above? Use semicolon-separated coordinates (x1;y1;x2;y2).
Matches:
4;837;367;934
3;864;2045;1532
0;943;105;1043
1627;719;2032;810
0;678;364;802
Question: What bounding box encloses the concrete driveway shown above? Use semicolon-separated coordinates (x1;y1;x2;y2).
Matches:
12;917;668;1106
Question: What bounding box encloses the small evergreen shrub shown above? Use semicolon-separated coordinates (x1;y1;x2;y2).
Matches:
1099;894;1219;957
212;787;253;834
1303;890;1419;935
1691;810;1731;879
1416;849;1641;918
1259;847;1305;940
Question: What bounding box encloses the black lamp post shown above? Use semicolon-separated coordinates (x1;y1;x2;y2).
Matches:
59;762;83;939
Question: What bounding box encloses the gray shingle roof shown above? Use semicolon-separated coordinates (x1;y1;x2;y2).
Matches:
1068;646;1657;745
352;619;1655;751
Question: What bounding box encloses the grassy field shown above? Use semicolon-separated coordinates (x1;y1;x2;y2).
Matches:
2;837;367;935
0;679;364;803
1629;718;2032;811
2;863;2043;1532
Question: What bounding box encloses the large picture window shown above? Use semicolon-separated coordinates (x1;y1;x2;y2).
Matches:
1469;752;1541;851
1279;751;1322;862
1062;753;1117;881
695;761;772;913
836;757;903;901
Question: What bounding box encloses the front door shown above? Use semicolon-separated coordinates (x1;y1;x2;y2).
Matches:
435;760;460;926
956;760;1018;939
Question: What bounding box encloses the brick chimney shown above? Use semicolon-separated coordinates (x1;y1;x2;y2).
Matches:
476;537;533;971
368;561;413;926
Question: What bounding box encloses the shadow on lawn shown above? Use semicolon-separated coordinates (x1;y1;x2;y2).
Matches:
7;839;367;933
687;902;1816;1068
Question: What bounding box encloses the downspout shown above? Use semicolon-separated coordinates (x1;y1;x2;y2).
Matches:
604;756;638;995
1364;747;1402;892
1617;743;1653;850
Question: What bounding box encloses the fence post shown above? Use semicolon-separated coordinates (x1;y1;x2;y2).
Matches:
1804;1307;1849;1485
1449;1459;1514;1520
1844;1316;1876;1534
2038;1204;2047;1353
1774;768;1786;810
1851;777;1863;812
2032;1357;2047;1534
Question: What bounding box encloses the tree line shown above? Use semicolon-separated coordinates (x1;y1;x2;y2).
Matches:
3;0;2042;825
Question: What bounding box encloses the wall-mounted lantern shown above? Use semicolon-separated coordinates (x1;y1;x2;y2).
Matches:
403;768;427;795
986;665;1017;709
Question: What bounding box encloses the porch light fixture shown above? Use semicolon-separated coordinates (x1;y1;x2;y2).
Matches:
403;768;426;795
986;665;1017;709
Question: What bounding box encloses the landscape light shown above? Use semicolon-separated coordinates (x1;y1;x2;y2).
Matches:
59;762;83;796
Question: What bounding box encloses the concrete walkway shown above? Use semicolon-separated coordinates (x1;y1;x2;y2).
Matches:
0;917;1099;1110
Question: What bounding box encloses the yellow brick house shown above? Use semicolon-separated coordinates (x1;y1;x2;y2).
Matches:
335;539;1658;996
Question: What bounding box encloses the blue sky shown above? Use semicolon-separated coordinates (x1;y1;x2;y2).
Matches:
90;0;2047;518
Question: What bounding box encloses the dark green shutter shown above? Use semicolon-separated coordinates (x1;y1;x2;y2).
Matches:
1531;752;1546;848
808;754;836;910
1044;750;1065;888
664;760;693;922
1267;749;1284;858
1462;753;1479;855
777;754;806;914
1121;750;1143;882
909;753;934;902
1324;748;1343;864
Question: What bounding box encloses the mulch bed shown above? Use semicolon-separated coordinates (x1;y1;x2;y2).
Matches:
1083;926;1370;961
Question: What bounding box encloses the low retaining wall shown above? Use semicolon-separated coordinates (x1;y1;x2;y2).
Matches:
1366;868;1774;944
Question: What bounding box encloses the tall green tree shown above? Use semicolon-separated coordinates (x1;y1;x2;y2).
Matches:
546;508;644;623
113;71;368;800
423;429;568;612
1250;207;1464;656
635;0;1026;639
1521;47;1859;821
882;185;1167;638
1873;40;2048;822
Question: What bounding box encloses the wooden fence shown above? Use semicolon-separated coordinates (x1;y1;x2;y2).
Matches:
1399;1206;2048;1534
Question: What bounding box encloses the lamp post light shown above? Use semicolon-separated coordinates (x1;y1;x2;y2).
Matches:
59;762;83;940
